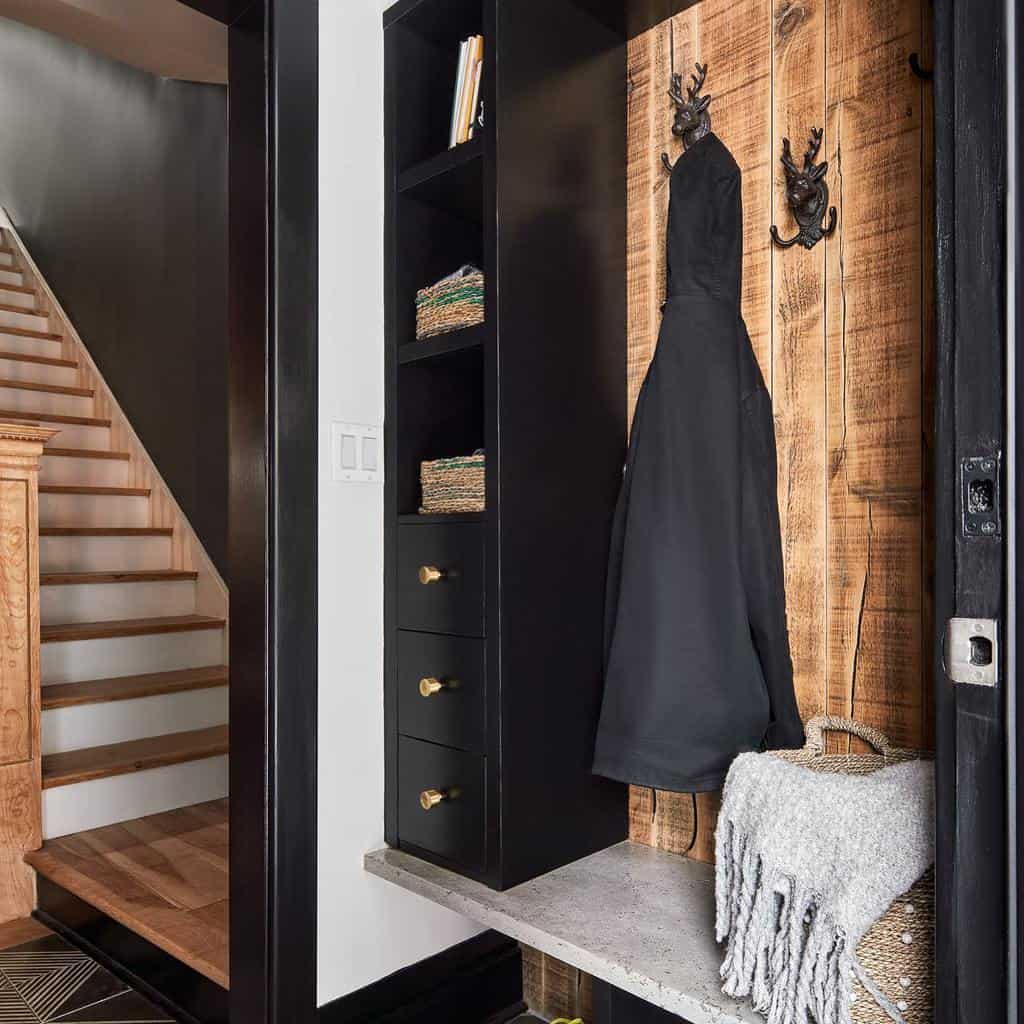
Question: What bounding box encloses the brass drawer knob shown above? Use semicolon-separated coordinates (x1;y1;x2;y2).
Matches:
418;565;446;585
419;677;445;697
419;788;447;811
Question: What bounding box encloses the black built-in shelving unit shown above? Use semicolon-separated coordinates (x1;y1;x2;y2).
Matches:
384;0;628;889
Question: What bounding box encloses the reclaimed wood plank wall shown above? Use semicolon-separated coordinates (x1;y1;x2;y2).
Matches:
628;0;931;864
524;0;931;1013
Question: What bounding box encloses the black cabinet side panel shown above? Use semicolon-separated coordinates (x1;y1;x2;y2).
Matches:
0;16;229;574
495;0;628;885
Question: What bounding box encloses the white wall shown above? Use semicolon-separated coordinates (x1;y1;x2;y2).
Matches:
317;0;482;1007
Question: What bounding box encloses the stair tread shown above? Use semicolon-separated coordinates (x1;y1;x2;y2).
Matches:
0;408;110;427
43;447;129;460
0;349;73;368
0;281;36;296
42;665;229;709
40;526;173;536
40;725;229;789
0;377;92;397
40;484;149;495
42;614;226;643
41;569;199;586
0;325;62;342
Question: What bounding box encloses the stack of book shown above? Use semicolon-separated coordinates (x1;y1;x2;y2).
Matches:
449;36;484;148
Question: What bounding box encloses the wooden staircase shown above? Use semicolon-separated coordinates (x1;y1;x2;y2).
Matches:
0;222;229;933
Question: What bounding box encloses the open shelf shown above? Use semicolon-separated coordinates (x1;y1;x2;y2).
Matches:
399;511;487;526
399;137;484;222
400;324;485;365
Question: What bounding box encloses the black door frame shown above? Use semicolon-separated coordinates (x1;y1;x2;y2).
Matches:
179;2;319;1022
933;0;1014;1020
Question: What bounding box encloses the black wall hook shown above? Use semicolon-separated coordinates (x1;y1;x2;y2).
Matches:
661;62;712;173
909;52;933;80
769;128;837;250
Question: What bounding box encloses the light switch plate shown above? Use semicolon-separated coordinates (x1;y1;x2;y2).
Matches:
331;422;383;483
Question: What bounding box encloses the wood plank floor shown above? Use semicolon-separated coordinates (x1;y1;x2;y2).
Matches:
25;800;228;988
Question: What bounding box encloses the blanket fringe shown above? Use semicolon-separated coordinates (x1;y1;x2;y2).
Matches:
716;820;855;1024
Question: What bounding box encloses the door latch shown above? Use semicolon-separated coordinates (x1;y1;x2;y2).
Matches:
961;454;1000;537
944;618;998;686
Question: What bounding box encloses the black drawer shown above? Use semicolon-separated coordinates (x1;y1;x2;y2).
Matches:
397;631;486;753
397;523;485;636
398;736;486;872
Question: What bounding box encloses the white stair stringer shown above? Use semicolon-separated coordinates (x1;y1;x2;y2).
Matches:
0;210;229;842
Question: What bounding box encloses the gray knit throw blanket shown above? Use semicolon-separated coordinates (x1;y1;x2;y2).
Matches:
715;753;934;1024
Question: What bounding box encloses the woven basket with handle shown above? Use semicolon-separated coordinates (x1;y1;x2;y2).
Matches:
772;716;934;1024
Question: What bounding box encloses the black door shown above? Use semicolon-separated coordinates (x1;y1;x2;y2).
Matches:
933;0;1014;1020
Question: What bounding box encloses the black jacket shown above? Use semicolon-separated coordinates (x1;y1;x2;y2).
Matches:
592;133;804;793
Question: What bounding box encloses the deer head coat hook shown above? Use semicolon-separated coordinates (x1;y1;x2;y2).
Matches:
661;62;712;173
769;128;838;249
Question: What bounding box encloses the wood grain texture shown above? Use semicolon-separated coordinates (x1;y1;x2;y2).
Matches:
41;724;229;789
41;614;226;644
521;943;592;1021
0;424;52;922
624;0;932;853
771;0;828;726
824;0;924;751
42;666;229;710
26;799;229;987
0;915;50;949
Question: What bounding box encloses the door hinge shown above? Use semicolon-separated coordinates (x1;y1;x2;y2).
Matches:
944;617;998;686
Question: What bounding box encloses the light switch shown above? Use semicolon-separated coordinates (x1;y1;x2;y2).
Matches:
331;422;383;483
362;436;378;472
341;433;358;469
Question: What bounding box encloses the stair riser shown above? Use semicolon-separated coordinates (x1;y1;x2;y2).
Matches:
0;268;24;287
40;492;148;527
41;687;228;755
39;456;129;487
35;422;110;448
0;358;76;388
0;384;92;418
0;308;49;332
40;535;172;573
41;580;196;624
42;628;226;684
0;333;62;358
0;287;35;310
42;755;229;838
0;252;13;268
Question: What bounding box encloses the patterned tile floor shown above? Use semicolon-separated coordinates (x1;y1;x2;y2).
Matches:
0;924;171;1023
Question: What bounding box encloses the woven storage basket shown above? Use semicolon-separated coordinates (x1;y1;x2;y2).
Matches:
772;716;934;1024
415;265;485;340
420;451;485;514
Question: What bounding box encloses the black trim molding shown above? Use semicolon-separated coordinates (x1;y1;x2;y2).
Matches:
34;877;229;1024
316;932;524;1024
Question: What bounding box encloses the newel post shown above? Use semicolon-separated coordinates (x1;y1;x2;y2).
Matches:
0;423;56;921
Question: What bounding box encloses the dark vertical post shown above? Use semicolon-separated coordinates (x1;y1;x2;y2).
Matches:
268;0;319;1018
228;1;271;1021
228;0;318;1020
933;0;1009;1020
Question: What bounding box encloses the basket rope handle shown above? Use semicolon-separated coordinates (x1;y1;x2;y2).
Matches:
803;715;895;756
